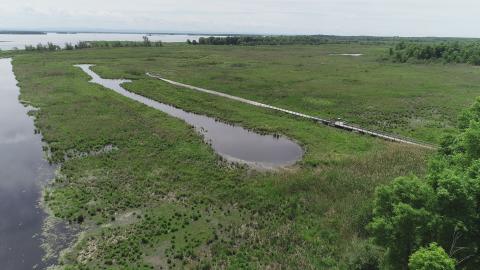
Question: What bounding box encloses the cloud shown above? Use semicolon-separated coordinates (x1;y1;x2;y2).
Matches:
0;0;479;36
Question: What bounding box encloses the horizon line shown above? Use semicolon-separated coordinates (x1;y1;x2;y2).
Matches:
2;29;480;39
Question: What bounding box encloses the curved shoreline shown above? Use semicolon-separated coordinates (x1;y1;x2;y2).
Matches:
77;64;304;169
0;58;60;268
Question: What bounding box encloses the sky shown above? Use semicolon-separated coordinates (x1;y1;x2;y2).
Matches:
1;0;479;37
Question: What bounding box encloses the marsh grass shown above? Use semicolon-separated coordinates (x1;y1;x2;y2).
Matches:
8;45;443;268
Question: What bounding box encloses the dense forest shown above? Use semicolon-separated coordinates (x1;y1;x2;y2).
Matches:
389;41;480;65
367;98;480;269
188;35;480;47
188;35;395;46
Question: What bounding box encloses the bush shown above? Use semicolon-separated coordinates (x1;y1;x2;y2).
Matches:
369;97;480;269
408;243;456;270
65;43;74;50
389;41;480;65
346;240;384;270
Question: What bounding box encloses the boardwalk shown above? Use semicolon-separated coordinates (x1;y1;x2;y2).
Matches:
146;73;438;150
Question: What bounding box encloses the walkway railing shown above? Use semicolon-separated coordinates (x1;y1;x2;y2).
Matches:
146;73;438;150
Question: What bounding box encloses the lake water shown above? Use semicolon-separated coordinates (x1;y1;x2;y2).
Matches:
0;58;55;269
76;64;304;169
0;33;209;50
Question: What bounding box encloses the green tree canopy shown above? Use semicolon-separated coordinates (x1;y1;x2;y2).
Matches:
408;243;456;270
368;176;437;269
389;41;480;65
369;97;480;269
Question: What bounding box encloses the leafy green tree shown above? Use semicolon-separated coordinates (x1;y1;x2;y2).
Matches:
370;97;480;269
408;243;456;270
389;41;480;65
368;176;436;269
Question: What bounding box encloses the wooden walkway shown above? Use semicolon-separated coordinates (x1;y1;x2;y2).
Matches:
146;73;438;150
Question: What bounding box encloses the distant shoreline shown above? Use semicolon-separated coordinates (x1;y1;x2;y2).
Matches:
0;30;228;36
0;31;46;35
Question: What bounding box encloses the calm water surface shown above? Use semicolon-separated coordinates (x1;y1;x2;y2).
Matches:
76;65;303;168
0;33;210;50
0;58;55;269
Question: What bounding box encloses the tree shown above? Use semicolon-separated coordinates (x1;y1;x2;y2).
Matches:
368;176;436;270
389;41;480;66
369;97;480;269
408;243;456;270
65;43;74;50
142;36;151;47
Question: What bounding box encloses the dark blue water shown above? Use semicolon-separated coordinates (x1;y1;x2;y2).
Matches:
0;58;54;270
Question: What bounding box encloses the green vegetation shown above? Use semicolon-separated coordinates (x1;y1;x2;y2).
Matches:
12;42;480;144
0;30;46;35
390;41;480;65
8;41;480;268
193;35;480;46
408;243;456;270
195;35;395;46
24;36;162;51
80;37;163;49
25;42;62;51
369;98;480;269
98;43;480;144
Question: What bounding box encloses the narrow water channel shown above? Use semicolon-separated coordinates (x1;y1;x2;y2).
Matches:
76;65;303;168
0;58;54;269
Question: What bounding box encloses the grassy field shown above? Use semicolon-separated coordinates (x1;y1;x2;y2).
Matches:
66;43;480;143
8;43;470;268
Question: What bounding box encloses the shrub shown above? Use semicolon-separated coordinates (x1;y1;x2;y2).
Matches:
369;97;480;269
389;41;480;65
408;243;456;270
65;43;74;50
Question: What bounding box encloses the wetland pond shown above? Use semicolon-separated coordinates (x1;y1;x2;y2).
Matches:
0;58;60;269
328;53;363;56
76;64;304;169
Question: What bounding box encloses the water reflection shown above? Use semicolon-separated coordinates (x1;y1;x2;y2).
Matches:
76;64;303;169
0;58;54;269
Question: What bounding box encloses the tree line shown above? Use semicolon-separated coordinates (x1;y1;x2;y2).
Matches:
389;41;480;65
0;30;46;35
367;97;480;269
187;35;396;46
24;36;162;52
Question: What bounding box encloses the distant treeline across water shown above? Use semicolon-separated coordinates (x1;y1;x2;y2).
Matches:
0;31;46;35
23;36;162;51
188;35;394;46
187;35;480;46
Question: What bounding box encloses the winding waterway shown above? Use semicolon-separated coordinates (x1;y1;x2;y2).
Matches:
0;58;54;269
76;64;303;168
